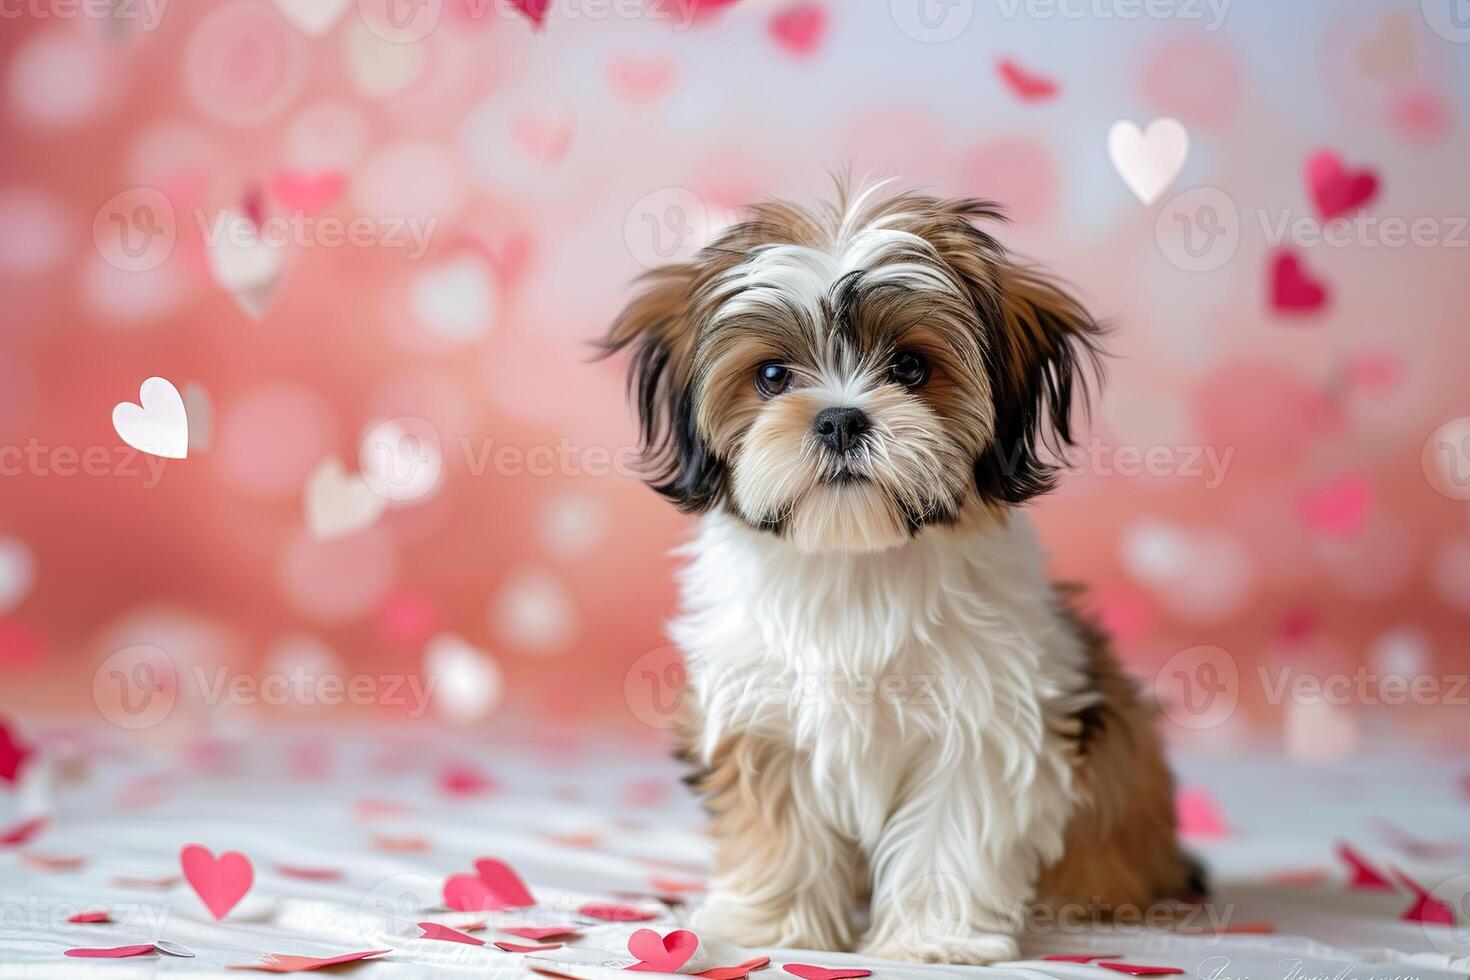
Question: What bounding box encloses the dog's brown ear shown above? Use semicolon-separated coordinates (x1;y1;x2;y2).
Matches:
974;262;1105;504
601;265;725;512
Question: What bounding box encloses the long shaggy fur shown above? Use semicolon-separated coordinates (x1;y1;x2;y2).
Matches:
604;181;1196;964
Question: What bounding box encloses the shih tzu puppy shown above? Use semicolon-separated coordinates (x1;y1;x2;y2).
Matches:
604;183;1201;964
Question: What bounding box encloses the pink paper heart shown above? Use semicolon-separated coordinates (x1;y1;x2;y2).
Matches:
1270;251;1328;314
443;858;535;912
180;844;254;921
497;941;563;952
700;956;772;979
68;910;113;924
783;966;871;980
418;922;484;946
1175;786;1229;839
509;0;549;28
66;945;156;958
768;3;826;57
270;171;344;215
627;928;698;972
234;949;391;972
1305;150;1379;222
580;901;658;922
1297;475;1372;538
997;58;1058;102
504;925;580;941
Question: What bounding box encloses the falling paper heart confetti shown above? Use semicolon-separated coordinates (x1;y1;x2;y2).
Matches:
112;377;189;460
1108;118;1188;205
1270;251;1328;314
1305;150;1379;222
304;457;386;540
180;844;254;920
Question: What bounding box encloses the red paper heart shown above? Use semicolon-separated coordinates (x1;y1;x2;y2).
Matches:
66;945;156;958
180;844;254;921
443;858;535;912
1305;150;1379;221
231;949;391;972
0;717;31;785
270;171;344;215
1396;870;1457;925
418;922;485;946
1270;251;1328;314
700;956;772;979
627;928;699;973
768;3;826;57
509;0;549;28
580;902;658;922
997;59;1058;102
1175;786;1228;839
1337;842;1395;891
497;941;564;952
783;966;871;980
68;910;113;924
1098;965;1184;977
505;925;580;941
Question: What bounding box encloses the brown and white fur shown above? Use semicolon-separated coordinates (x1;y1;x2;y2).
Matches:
603;182;1202;964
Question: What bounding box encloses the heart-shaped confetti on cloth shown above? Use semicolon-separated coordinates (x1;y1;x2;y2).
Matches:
0;717;31;784
504;926;580;941
66;945;157;958
1042;954;1123;963
498;941;564;953
579;902;659;922
304;457;386;541
418;922;484;946
699;956;772;979
112;377;189;460
768;2;827;57
997;58;1057;102
67;910;113;924
1097;964;1184;977
626;928;698;973
1395;870;1457;925
1107;117;1188;205
443;858;535;912
180;844;254;920
230;949;392;972
782;966;871;980
0;816;48;847
1337;842;1395;891
1305;150;1379;222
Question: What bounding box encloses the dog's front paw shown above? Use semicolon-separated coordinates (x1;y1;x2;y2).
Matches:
859;929;1019;966
695;890;851;952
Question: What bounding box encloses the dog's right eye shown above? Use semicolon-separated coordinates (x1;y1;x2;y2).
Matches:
756;362;793;397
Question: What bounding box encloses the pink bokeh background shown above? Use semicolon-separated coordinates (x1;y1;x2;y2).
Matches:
1;0;1468;750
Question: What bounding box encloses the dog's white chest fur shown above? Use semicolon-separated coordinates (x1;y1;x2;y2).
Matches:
673;511;1093;855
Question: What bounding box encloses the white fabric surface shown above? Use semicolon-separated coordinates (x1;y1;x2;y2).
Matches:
1;729;1468;978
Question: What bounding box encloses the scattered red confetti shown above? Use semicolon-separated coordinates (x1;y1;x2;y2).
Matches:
699;956;772;979
66;944;156;958
1098;964;1184;977
768;2;827;57
627;928;698;973
1270;250;1328;314
1396;870;1457;926
1042;954;1123;963
21;852;86;871
229;949;392;972
1175;786;1228;839
275;865;344;882
180;844;254;921
783;966;871;980
0;815;48;847
497;941;564;953
418;922;484;946
1305;150;1379;221
443;858;536;912
1337;842;1395;891
0;717;31;785
579;902;658;923
997;59;1058;102
67;910;113;924
504;926;581;941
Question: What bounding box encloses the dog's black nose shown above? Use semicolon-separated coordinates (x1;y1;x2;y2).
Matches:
813;407;870;454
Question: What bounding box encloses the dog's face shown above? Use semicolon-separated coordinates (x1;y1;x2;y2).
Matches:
605;186;1102;553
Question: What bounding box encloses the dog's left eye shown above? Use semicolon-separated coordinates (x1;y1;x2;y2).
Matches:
756;362;794;397
889;350;930;389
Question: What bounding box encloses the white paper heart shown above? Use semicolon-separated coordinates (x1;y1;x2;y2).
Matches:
112;377;189;459
304;457;386;540
424;632;503;725
408;256;497;343
204;210;286;319
182;382;213;452
273;0;351;36
0;538;36;615
1108;117;1189;205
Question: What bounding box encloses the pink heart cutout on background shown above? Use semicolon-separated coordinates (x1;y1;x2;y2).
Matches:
180;844;254;920
1298;476;1372;538
443;857;535;911
1305;150;1379;222
270;171;345;215
1175;786;1229;839
418;922;485;946
66;944;156;958
783;966;871;980
768;3;827;57
627;928;698;973
1270;251;1328;314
